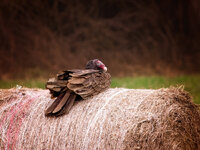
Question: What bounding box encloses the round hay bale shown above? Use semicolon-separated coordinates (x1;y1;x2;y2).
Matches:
0;87;199;150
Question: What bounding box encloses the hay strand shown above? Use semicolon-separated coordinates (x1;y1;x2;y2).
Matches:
0;87;199;150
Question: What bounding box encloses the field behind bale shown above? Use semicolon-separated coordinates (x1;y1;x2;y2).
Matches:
0;75;200;104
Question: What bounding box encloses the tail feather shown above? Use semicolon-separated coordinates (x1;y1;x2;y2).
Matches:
57;93;76;116
52;92;71;113
45;92;66;115
45;91;76;116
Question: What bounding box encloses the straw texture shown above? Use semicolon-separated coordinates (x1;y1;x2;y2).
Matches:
0;87;199;150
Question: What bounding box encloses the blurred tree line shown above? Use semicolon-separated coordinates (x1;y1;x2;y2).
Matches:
0;0;199;78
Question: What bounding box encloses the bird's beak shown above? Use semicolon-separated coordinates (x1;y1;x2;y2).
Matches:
103;66;107;72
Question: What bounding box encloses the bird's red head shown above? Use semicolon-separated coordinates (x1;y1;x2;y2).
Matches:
95;59;107;72
86;59;107;72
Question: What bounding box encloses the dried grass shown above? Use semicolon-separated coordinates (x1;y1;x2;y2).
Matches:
0;87;199;150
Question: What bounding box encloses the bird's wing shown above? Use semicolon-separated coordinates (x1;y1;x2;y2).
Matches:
45;69;111;116
67;71;111;99
45;70;77;97
45;77;68;92
45;69;99;97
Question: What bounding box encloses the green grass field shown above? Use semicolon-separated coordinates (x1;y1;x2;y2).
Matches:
0;75;199;104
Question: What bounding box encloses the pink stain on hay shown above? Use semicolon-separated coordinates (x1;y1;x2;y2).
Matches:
0;101;17;130
0;92;39;150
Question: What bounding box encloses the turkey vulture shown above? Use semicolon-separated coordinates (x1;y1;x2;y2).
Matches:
45;59;111;116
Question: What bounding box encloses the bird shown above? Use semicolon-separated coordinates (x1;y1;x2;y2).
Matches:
45;59;111;117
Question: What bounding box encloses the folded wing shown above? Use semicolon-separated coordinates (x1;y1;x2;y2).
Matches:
67;70;111;99
45;69;111;116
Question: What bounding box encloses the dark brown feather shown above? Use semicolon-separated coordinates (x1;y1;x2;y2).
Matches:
45;90;76;116
45;68;111;116
45;92;66;116
52;91;71;113
56;93;76;116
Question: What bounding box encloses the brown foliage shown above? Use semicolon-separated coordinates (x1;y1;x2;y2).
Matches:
0;0;200;78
